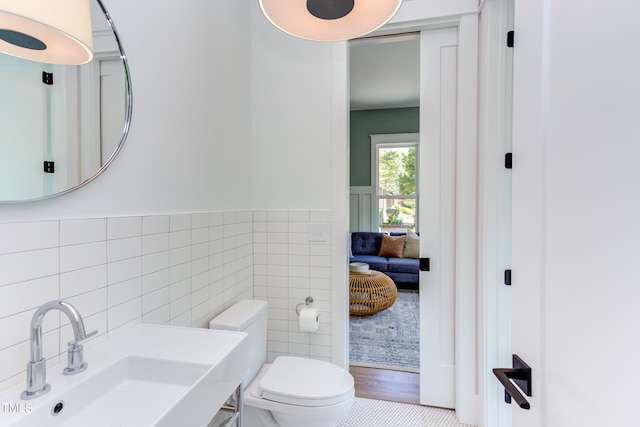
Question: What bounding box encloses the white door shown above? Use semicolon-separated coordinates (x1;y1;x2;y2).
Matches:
509;0;640;426
0;56;46;199
419;26;458;408
100;59;126;164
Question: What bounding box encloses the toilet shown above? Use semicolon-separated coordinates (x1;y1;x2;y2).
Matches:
209;299;354;427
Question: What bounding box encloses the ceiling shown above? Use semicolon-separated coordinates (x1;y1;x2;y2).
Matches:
349;33;420;111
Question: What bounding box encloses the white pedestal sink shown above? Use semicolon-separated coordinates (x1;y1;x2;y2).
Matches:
0;324;248;426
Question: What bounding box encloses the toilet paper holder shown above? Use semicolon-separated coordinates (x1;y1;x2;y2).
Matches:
295;296;315;316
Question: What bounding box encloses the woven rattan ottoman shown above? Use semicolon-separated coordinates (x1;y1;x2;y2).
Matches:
349;270;398;315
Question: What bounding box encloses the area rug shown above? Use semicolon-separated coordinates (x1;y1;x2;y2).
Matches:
349;290;419;372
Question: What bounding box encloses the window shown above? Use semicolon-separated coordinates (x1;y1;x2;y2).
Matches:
371;134;419;233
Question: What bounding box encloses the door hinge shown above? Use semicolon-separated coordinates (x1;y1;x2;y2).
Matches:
504;269;512;286
505;153;513;169
43;161;55;173
42;71;54;85
419;258;430;272
507;30;514;48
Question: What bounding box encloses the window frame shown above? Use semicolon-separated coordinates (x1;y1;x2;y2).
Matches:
370;133;420;232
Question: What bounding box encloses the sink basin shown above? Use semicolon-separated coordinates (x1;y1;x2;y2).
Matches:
0;324;248;426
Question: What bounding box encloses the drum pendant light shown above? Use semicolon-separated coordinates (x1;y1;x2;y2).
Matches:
0;0;93;65
259;0;403;42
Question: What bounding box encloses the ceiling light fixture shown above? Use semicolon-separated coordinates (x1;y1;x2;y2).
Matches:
259;0;403;42
0;0;93;65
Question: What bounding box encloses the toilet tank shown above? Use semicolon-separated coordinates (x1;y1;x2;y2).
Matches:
209;299;268;385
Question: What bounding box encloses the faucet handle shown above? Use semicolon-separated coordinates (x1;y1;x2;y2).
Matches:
67;329;98;347
64;330;97;376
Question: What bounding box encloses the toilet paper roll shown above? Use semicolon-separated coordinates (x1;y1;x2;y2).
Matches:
299;307;320;332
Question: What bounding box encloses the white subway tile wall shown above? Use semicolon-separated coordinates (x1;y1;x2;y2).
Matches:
0;211;248;391
0;209;333;393
253;210;333;363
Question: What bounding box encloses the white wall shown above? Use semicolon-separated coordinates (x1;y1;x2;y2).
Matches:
250;1;335;210
248;0;479;211
0;0;253;223
0;0;254;395
512;0;640;426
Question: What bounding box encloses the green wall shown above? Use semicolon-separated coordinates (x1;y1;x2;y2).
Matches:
350;107;420;186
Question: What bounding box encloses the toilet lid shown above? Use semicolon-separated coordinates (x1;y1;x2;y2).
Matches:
257;356;354;407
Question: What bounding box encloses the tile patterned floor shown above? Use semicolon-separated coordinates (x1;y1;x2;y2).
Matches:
337;398;476;427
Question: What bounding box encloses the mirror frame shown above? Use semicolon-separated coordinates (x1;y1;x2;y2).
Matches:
1;0;132;204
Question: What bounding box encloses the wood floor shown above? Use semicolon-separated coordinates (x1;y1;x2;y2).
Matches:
349;366;420;405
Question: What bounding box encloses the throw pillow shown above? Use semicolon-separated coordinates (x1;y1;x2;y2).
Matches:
379;234;406;258
403;230;420;258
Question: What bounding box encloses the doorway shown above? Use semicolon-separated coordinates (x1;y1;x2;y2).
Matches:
347;26;464;409
348;34;421;402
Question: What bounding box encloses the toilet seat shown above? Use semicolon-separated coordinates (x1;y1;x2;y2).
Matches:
256;356;354;407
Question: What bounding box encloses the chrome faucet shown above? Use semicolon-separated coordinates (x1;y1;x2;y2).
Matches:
21;300;97;400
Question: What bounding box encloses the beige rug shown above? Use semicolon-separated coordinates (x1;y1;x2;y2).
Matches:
349;290;419;372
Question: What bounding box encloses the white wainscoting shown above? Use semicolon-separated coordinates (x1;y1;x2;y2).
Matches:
252;210;333;363
0;211;254;391
349;186;376;232
0;209;335;393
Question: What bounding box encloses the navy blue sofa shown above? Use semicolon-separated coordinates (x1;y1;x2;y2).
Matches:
349;232;419;288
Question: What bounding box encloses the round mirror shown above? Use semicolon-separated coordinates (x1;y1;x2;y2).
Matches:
0;0;132;202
